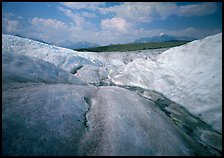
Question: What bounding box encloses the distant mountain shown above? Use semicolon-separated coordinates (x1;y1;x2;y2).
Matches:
11;34;99;49
175;36;197;41
134;34;197;43
135;34;177;43
59;40;100;49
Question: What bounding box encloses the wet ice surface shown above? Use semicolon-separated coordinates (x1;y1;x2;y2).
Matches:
74;48;168;84
2;34;222;156
77;86;212;156
2;82;213;156
97;48;168;64
2;83;96;156
89;81;222;155
109;33;222;134
118;85;222;155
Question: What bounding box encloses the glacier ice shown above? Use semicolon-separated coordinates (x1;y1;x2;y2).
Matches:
2;33;222;156
109;33;222;133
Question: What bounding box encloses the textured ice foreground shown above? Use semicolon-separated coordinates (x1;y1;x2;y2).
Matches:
110;33;222;133
2;33;222;155
2;34;103;72
2;51;83;86
3;83;211;156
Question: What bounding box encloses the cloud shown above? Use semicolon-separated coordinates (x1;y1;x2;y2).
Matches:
128;27;221;41
18;16;23;19
178;2;218;17
168;27;222;39
2;11;27;36
81;12;97;18
58;7;85;27
99;2;156;23
61;2;105;10
4;12;15;18
2;2;221;47
3;11;24;21
29;17;127;45
30;17;99;44
101;17;130;33
3;18;19;33
99;2;218;23
29;17;221;46
159;2;218;19
31;17;70;43
58;6;96;30
32;17;68;30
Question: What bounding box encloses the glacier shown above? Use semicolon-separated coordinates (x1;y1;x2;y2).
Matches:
110;33;222;133
2;33;222;156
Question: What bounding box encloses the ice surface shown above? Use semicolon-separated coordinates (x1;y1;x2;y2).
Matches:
110;33;222;133
2;83;211;156
75;65;109;84
2;34;100;72
2;83;96;156
2;33;222;155
78;86;211;156
2;51;83;86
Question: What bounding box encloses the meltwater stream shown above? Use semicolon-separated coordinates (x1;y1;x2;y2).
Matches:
91;81;222;156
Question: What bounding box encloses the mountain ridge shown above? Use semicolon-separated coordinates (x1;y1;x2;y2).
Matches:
134;34;197;43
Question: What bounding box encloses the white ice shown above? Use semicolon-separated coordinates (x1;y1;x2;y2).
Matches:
109;33;222;133
2;33;222;156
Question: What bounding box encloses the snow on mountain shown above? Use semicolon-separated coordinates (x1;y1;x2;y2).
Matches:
175;36;197;41
135;34;176;43
60;40;100;49
134;34;196;43
110;33;222;133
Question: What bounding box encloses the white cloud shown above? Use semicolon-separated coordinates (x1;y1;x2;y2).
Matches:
4;12;15;18
159;2;218;19
3;11;24;21
32;2;218;45
99;2;218;23
58;7;96;30
178;2;217;17
32;17;68;30
81;12;97;18
129;27;222;41
30;17;99;44
168;27;221;39
30;17;221;46
18;16;23;19
2;12;26;35
31;17;70;43
2;18;19;33
101;17;130;33
100;2;156;23
61;2;105;10
2;2;220;47
57;7;84;27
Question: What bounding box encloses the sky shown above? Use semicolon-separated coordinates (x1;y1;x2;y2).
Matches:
2;2;222;45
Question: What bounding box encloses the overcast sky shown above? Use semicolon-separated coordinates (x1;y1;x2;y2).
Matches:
2;2;222;45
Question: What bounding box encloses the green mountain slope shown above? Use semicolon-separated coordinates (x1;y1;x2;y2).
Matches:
75;41;190;52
